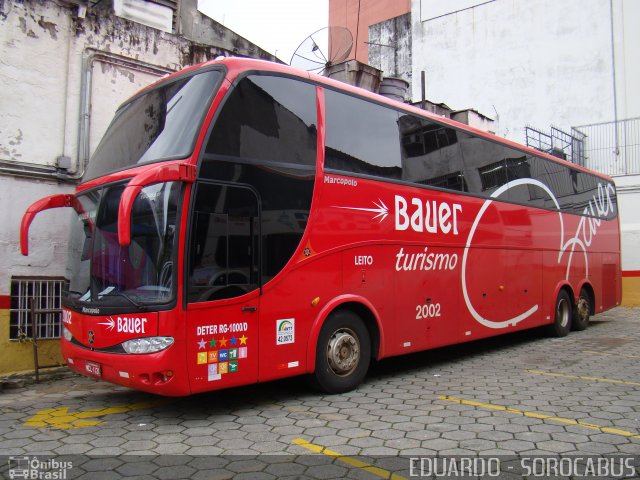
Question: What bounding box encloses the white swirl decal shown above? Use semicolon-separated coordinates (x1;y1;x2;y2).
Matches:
462;178;616;329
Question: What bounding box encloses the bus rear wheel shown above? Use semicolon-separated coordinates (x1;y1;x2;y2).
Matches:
547;289;572;337
312;310;371;394
572;288;591;331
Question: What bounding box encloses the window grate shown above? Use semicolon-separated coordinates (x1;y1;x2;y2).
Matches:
9;277;66;340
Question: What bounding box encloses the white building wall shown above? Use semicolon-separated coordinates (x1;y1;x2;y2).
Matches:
412;0;616;143
613;0;640;120
616;175;640;274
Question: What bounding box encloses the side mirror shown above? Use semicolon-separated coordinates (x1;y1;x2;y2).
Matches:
118;162;196;246
20;194;75;256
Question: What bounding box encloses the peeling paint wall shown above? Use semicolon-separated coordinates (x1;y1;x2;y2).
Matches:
329;0;411;64
368;13;412;89
0;0;277;375
179;0;276;62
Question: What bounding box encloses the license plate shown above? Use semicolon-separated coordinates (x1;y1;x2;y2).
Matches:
85;361;101;377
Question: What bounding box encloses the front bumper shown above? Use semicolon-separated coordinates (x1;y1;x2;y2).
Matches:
61;338;190;396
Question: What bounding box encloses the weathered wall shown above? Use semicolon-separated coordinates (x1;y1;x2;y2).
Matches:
329;0;410;64
0;310;63;375
412;0;617;143
368;13;412;87
0;0;276;375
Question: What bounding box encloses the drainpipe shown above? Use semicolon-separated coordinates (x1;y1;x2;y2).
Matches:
0;49;173;183
74;49;175;180
609;0;620;161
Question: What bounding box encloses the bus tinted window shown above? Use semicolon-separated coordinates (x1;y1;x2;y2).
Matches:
188;184;259;302
399;114;466;191
458;131;615;218
86;69;222;180
199;75;317;297
198;161;315;283
325;90;402;178
207;75;317;167
458;132;527;197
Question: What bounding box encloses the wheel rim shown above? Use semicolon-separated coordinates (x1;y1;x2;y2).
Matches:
557;297;570;328
326;328;360;376
576;296;590;323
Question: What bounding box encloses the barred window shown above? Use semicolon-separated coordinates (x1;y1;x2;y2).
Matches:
9;277;66;340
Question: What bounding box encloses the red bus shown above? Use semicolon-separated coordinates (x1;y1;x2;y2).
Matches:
20;58;621;396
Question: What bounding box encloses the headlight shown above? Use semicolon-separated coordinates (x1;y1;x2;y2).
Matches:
121;337;174;354
62;326;73;342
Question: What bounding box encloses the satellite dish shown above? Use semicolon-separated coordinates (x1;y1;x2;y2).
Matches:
290;26;353;75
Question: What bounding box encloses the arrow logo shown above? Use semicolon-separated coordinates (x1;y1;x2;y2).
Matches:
24;399;172;429
98;317;115;331
333;199;389;223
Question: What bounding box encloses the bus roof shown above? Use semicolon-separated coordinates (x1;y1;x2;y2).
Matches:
121;56;614;183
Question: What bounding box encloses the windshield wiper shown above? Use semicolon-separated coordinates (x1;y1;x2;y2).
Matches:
103;292;148;311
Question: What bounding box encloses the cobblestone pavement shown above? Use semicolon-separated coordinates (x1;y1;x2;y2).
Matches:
0;307;639;479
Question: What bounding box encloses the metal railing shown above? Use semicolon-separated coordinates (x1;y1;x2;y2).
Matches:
573;117;640;176
10;277;65;340
525;125;586;166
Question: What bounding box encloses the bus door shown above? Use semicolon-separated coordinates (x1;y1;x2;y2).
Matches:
185;182;261;393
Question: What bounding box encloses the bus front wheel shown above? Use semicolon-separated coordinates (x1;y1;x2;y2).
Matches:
547;290;572;337
572;288;591;331
312;310;371;394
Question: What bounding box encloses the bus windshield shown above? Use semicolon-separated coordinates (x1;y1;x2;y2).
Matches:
64;181;181;311
84;69;222;181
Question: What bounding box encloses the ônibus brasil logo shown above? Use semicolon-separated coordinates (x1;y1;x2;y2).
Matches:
333;179;615;330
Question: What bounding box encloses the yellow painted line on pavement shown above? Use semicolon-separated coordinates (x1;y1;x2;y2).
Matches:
583;350;640;360
292;438;407;480
438;396;640;439
526;369;640;387
24;399;172;429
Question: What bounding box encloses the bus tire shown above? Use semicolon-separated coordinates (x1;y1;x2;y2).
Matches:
572;288;591;331
547;289;572;337
312;310;371;394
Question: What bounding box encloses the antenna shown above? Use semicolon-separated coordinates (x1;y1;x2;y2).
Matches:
290;26;353;75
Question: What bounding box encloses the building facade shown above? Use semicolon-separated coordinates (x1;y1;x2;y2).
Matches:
0;0;276;375
329;0;410;66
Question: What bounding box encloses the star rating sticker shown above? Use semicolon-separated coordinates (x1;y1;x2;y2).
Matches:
239;335;248;345
197;338;206;350
209;338;217;348
230;336;237;346
219;337;228;347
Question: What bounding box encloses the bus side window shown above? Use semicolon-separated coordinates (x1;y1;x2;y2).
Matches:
200;74;317;286
324;89;402;179
399;114;466;191
206;75;317;167
188;183;259;303
458;132;549;206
